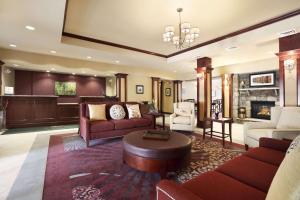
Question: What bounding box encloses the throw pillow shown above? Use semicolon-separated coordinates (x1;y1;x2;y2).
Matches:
109;105;126;120
126;104;141;119
276;107;300;129
88;104;107;121
266;149;300;200
286;135;300;154
175;108;191;117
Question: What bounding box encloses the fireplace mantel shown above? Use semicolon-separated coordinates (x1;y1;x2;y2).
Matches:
239;87;279;96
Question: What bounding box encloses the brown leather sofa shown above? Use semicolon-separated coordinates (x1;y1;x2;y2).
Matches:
156;137;291;200
80;102;154;146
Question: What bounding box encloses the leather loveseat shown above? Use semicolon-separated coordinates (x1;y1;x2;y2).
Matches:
80;102;154;147
156;137;291;200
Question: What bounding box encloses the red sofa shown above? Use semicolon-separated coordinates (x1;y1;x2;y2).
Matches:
80;102;154;146
156;137;291;200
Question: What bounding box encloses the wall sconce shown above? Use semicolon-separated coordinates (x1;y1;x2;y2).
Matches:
224;74;230;87
284;59;295;73
197;72;204;80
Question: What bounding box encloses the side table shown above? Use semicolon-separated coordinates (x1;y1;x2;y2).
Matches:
148;112;165;129
203;118;233;147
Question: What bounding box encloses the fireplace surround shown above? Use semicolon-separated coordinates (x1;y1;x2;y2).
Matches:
251;101;275;120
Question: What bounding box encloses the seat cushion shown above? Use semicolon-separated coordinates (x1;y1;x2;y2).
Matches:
89;120;114;133
130;118;151;127
247;129;274;140
244;147;285;166
216;155;278;192
113;119;137;130
173;116;191;125
182;171;266;200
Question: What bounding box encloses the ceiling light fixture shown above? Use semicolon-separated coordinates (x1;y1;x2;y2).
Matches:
115;60;120;63
9;44;16;48
13;64;19;67
25;25;35;31
163;8;200;49
225;46;238;51
72;73;76;75
94;75;97;77
50;50;56;54
87;56;92;59
46;70;50;73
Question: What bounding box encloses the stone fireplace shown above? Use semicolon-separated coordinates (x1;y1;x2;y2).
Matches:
232;71;280;121
251;101;275;120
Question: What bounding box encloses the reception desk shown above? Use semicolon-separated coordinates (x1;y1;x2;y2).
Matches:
1;95;119;128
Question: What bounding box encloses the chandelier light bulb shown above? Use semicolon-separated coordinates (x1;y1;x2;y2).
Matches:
181;22;191;33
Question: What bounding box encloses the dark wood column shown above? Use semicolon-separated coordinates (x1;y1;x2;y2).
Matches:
151;77;160;110
221;74;233;118
173;80;183;103
195;57;213;128
115;73;128;102
0;60;4;95
277;33;300;106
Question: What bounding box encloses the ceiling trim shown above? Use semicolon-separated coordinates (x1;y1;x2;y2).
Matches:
168;8;300;57
62;32;168;58
62;0;300;58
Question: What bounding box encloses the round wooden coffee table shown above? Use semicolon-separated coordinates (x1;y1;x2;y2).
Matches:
123;130;192;178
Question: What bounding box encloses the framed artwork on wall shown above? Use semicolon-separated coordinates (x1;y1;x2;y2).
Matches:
249;72;275;87
136;85;144;94
165;88;171;96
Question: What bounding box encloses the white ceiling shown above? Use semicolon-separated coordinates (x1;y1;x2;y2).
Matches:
0;0;300;78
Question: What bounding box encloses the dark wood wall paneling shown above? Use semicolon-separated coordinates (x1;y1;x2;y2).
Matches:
15;70;106;103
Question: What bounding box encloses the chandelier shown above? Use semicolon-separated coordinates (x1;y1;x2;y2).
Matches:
162;8;200;49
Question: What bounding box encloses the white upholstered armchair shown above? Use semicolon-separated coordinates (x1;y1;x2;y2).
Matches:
244;106;300;148
170;102;195;132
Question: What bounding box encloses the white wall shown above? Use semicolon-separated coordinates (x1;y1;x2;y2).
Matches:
182;80;197;101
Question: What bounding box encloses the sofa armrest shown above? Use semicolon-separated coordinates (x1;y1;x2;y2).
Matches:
259;137;291;152
156;180;203;200
142;114;155;128
244;122;276;130
80;117;90;142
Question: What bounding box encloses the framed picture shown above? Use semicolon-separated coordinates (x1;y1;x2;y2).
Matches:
55;81;76;96
136;85;144;94
165;88;171;96
249;72;275;87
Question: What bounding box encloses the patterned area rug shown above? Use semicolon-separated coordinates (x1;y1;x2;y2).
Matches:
43;133;243;200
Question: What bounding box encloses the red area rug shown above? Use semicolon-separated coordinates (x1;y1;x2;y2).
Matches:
43;133;243;200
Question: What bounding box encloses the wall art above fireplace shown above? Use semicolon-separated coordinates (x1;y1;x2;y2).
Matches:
249;72;275;87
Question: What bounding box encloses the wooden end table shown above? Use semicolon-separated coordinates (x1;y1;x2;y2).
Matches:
203;118;233;147
148;112;165;129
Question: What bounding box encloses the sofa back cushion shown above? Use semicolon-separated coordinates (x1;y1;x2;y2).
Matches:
266;147;300;200
276;107;300;129
88;104;107;121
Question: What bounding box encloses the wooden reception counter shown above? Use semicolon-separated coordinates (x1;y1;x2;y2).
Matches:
1;95;118;128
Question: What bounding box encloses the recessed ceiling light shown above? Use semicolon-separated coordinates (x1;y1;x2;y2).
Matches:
94;75;97;77
115;60;120;64
9;44;16;48
46;70;50;73
25;25;35;31
225;46;238;51
50;50;56;54
87;56;92;59
13;64;19;67
72;73;76;75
